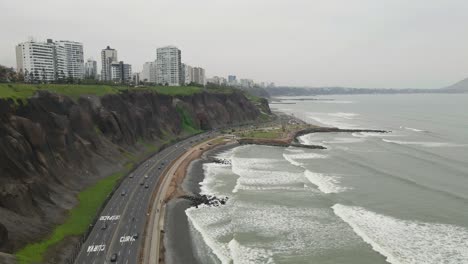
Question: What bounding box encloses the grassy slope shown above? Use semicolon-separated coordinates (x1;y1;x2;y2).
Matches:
0;83;206;101
15;171;125;263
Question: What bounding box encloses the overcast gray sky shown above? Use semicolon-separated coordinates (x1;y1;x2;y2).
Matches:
1;0;467;88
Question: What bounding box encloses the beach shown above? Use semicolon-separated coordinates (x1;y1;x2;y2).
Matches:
163;144;237;264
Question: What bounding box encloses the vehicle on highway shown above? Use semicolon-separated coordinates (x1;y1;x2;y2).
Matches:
121;191;126;196
110;253;118;262
158;166;161;170
133;233;139;239
101;223;107;230
145;184;149;189
129;174;134;178
144;174;148;179
140;181;144;186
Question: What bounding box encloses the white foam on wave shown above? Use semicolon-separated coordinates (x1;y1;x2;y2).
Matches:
328;112;359;119
304;170;350;194
282;150;328;166
186;205;233;264
200;163;232;196
382;139;466;148
400;126;425;132
230;155;307;193
228;239;275;264
332;204;468;264
323;137;365;144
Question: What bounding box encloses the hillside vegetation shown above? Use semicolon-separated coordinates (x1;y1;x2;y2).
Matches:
0;83;216;101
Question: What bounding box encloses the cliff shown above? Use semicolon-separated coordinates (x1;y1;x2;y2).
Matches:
0;89;267;255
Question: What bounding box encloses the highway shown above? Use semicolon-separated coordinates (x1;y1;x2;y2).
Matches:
74;132;215;264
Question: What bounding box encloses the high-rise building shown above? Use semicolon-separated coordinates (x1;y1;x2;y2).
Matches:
141;61;157;83
84;58;98;79
15;39;83;82
193;67;206;85
110;61;132;83
156;46;182;86
56;40;84;79
182;64;205;86
183;64;193;85
132;72;140;85
101;46;118;81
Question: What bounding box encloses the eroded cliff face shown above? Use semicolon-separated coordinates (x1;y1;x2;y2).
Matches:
0;90;265;253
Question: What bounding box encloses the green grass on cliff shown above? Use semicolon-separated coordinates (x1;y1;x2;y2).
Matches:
15;171;125;264
176;105;202;134
0;83;207;102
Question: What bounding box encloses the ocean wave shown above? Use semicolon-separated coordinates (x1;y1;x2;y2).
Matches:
400;126;426;132
282;150;328;166
332;204;468;264
200;163;233;196
304;170;350;194
382;139;466;148
328;112;359;119
186;205;233;264
228;239;275;264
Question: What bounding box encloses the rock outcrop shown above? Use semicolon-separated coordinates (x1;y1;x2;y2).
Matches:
0;89;266;254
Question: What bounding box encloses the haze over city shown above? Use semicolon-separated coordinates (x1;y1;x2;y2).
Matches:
1;0;468;88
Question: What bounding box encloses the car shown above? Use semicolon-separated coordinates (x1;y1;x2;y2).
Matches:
121;191;126;196
144;175;148;179
133;233;139;239
101;223;107;230
158;167;161;170
110;253;118;262
140;181;144;186
145;184;149;189
129;174;134;178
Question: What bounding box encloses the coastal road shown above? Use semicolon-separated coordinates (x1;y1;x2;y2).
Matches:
74;132;216;264
142;136;231;264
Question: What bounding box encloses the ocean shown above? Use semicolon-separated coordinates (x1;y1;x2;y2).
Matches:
183;94;468;264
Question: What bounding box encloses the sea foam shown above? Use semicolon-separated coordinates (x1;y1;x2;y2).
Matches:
304;170;350;194
382;139;466;148
332;204;468;264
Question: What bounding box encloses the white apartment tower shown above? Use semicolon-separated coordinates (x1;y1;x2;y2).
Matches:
15;39;82;82
156;46;182;86
141;62;157;83
193;67;206;85
101;46;118;81
56;40;84;79
183;64;193;85
85;58;98;79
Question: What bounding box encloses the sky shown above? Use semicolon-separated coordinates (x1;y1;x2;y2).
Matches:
1;0;468;89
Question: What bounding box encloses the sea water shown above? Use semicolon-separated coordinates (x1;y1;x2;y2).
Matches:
186;94;468;264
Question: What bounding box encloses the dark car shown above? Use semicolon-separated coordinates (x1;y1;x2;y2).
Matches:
140;181;144;186
101;223;107;230
110;253;118;262
133;233;139;239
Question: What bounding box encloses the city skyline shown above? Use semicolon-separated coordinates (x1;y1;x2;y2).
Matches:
1;0;468;88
